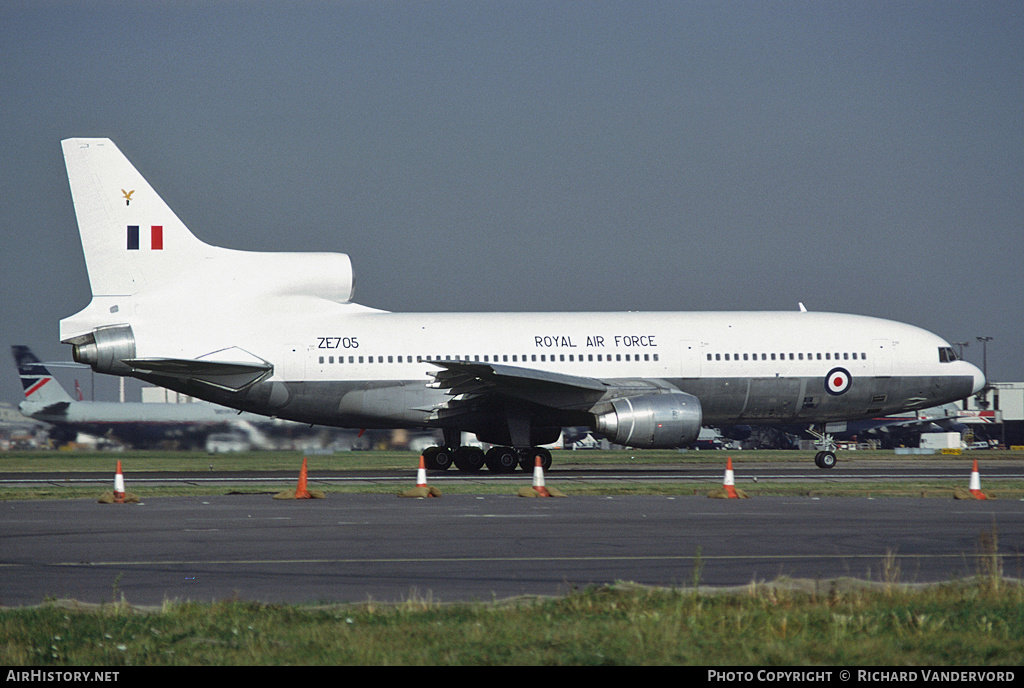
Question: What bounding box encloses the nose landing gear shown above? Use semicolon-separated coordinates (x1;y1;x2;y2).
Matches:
814;450;837;469
808;425;838;469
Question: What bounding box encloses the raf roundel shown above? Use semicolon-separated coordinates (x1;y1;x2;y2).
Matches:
825;367;852;396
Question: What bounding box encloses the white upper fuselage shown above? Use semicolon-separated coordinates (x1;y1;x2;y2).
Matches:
289;309;965;384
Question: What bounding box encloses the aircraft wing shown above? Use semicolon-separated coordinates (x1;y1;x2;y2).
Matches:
425;360;675;422
430;361;606;395
36;401;71;415
17;400;71;421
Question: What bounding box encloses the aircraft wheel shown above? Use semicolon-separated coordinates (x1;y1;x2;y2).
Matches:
518;447;552;471
454;446;485;472
814;451;837;469
423;445;454;471
485;446;519;473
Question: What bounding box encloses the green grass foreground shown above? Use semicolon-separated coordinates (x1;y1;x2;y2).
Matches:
2;579;1022;665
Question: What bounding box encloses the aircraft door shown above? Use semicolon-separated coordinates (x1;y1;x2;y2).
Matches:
871;339;893;377
279;343;307;382
678;341;701;377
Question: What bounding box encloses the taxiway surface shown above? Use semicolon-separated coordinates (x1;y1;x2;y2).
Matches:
2;491;1021;607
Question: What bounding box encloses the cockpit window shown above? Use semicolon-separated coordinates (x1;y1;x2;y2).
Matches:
938;346;958;363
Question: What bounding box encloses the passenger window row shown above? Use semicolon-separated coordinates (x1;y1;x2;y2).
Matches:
318;352;661;365
707;352;867;362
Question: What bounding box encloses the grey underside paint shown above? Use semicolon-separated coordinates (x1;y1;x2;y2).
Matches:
180;373;977;432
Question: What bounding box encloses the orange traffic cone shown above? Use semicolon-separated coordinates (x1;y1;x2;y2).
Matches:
969;459;988;500
723;456;739;498
416;454;429;487
399;455;441;497
518;454;564;497
273;457;324;499
113;460;125;503
532;455;551;497
295;456;312;499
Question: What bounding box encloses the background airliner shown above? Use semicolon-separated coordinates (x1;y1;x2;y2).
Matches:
57;138;985;471
13;344;273;449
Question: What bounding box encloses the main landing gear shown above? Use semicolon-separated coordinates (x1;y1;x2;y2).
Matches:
421;445;553;473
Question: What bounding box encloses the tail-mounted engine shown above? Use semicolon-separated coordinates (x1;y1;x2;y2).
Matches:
593;393;702;449
70;324;136;376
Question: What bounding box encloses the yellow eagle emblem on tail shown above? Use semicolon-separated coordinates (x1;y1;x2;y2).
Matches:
121;189;135;206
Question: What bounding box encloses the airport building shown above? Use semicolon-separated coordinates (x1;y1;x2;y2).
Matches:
141;386;198;404
959;381;1024;448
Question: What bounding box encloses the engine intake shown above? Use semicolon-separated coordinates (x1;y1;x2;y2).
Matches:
593;393;702;449
71;324;136;376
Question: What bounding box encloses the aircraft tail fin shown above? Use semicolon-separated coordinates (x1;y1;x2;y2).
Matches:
61;138;210;299
11;346;74;405
60;138;365;347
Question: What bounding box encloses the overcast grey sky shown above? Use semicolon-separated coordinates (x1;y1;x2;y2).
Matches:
1;0;1021;405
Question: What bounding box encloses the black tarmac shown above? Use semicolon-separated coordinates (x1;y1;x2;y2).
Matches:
2;490;1021;607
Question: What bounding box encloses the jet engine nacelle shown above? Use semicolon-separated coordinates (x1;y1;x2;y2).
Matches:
593;393;702;449
70;324;136;376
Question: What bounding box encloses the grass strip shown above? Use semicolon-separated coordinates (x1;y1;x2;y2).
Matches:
2;578;1021;665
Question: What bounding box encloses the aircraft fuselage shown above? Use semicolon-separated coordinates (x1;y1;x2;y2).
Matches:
114;309;980;436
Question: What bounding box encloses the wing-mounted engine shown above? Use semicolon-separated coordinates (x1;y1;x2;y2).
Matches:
593;393;702;449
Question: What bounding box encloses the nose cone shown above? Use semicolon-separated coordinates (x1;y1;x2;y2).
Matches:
970;363;986;394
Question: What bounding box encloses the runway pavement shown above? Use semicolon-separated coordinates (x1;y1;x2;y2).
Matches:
2;490;1022;607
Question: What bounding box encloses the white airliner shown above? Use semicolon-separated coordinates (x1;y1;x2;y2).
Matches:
57;138;985;471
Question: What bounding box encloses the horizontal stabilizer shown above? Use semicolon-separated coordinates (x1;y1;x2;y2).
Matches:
125;356;272;392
